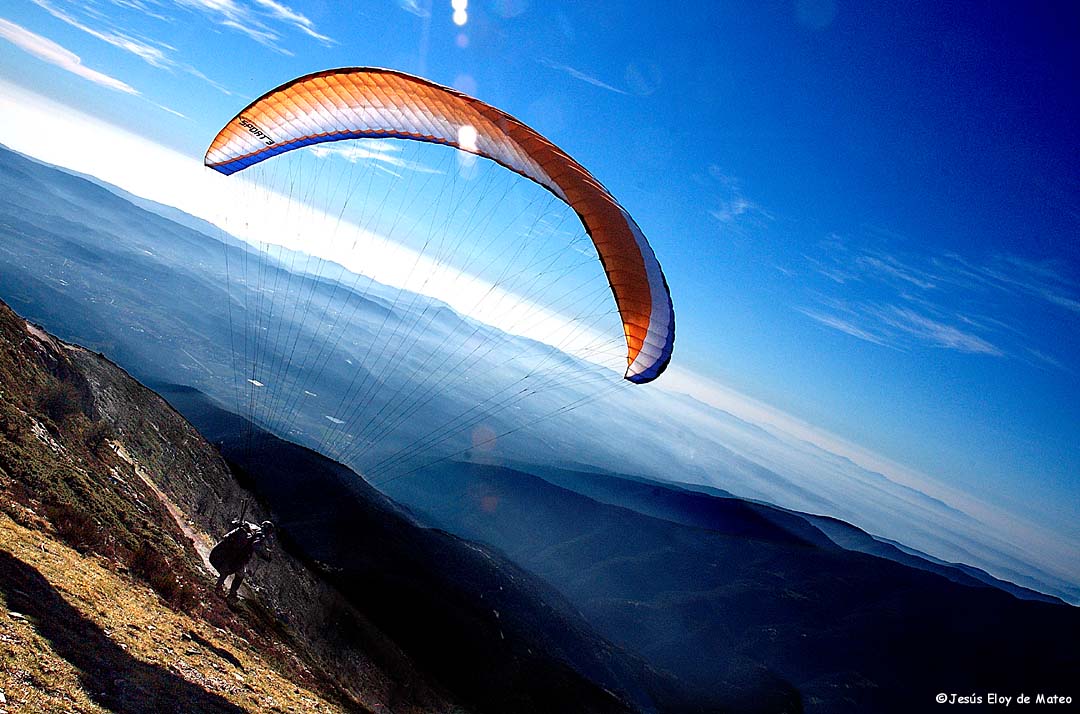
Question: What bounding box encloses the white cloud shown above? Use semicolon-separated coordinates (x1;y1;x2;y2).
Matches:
986;256;1080;314
539;58;628;95
797;306;892;347
218;17;287;51
856;254;937;289
1024;347;1070;373
250;0;333;43
799;299;1004;355
29;0;235;94
708;197;750;223
155;102;187;118
308;143;445;175
108;0;173;22
704;166;773;233
0;16;138;94
397;0;430;18
175;0;333;52
875;305;1002;355
793;235;1076;362
32;0;171;67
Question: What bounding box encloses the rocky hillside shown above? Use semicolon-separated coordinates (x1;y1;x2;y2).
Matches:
0;296;466;713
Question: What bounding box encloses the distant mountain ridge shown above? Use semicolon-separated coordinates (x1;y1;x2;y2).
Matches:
382;459;1079;713
500;461;1060;604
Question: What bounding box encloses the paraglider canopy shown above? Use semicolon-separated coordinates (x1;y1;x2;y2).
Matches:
205;67;674;383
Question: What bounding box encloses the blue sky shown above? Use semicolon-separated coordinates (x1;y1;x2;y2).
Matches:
1;2;1077;588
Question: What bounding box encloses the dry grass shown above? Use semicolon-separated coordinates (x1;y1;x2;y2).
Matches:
0;512;346;713
0;303;460;714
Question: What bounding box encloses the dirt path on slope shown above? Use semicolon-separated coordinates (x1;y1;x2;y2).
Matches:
111;441;216;573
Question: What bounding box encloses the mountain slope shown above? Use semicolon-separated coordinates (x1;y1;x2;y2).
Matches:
4;297;762;713
798;514;1062;604
159;384;802;714
0;297;471;713
1;514;317;714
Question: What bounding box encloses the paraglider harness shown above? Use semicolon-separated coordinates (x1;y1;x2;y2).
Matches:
209;500;274;577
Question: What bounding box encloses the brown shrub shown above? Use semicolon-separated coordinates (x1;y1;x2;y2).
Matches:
43;500;108;554
131;543;202;611
83;419;115;455
36;382;83;424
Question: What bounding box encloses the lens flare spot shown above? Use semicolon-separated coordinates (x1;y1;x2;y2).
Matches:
492;0;528;18
472;424;497;451
457;123;478;152
454;73;478;95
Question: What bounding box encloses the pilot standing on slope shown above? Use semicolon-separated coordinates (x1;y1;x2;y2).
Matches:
209;519;275;600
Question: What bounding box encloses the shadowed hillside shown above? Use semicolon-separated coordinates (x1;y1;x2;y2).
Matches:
0;296;473;712
159;384;802;714
382;460;1080;713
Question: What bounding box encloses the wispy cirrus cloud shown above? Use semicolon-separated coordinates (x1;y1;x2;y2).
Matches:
791;231;1078;366
175;0;334;52
0;16;138;93
539;58;628;95
32;0;171;67
219;17;286;52
250;0;332;42
1024;347;1070;373
30;0;235;94
705;166;773;236
800;300;1002;356
796;293;1000;354
0;16;189;116
855;254;937;290
709;196;752;224
797;306;893;347
972;255;1080;314
397;0;430;18
874;305;1003;355
107;0;173;23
